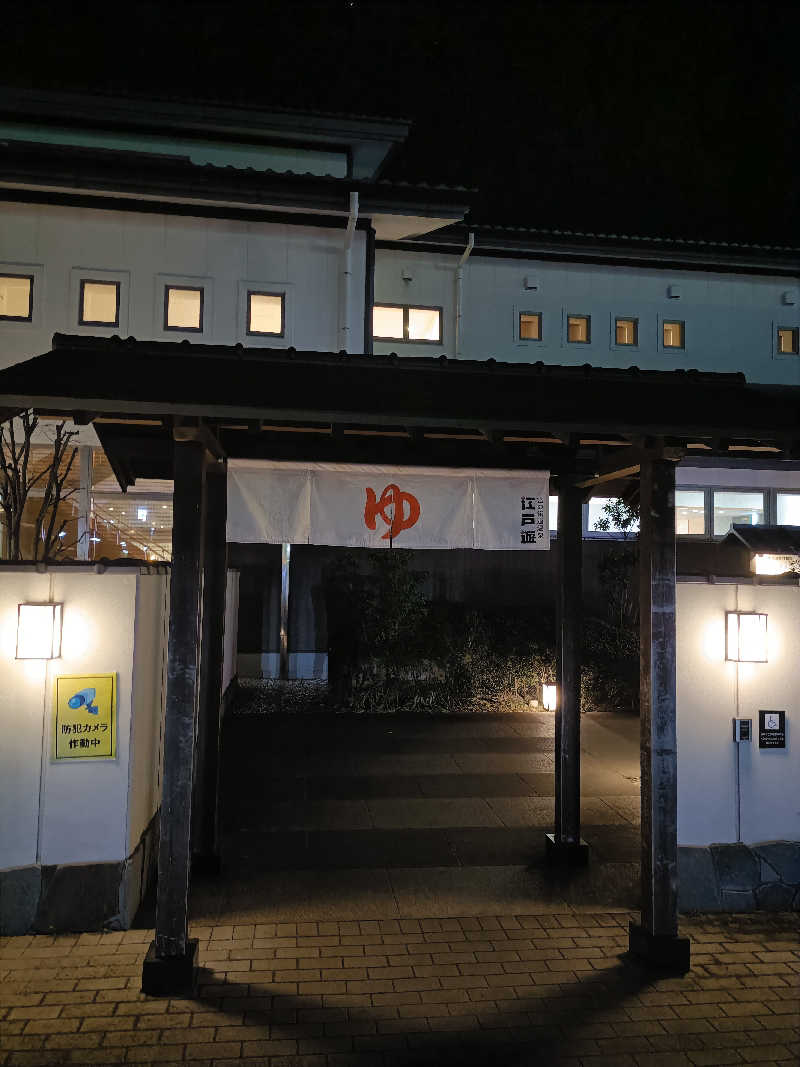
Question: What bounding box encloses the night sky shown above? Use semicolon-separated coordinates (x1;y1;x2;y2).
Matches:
6;0;799;245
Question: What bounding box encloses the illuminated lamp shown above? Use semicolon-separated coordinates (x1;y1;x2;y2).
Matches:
16;603;63;659
725;611;767;663
542;684;557;711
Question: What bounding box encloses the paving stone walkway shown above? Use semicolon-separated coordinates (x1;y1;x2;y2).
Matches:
1;911;798;1066
175;712;644;925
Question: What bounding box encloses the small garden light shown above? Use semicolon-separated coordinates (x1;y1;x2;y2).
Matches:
725;611;768;663
542;684;557;711
16;603;63;660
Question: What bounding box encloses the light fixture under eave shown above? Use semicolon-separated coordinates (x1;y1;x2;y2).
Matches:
16;603;63;660
542;684;557;711
726;611;768;663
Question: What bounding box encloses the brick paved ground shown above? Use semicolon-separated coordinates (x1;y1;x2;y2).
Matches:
1;911;798;1066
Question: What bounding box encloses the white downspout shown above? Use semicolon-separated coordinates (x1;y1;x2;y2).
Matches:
454;231;475;359
340;191;359;352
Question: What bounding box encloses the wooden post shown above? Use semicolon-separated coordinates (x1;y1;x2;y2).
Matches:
142;436;206;994
546;482;588;863
629;454;690;970
191;460;228;874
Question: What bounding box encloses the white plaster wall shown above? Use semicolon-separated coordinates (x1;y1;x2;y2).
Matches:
677;580;800;846
374;249;800;384
0;202;366;369
0;572;52;870
0;568;168;872
127;573;169;854
222;569;240;694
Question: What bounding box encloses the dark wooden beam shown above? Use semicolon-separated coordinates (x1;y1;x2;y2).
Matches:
191;460;228;875
629;454;690;971
546;482;588;864
142;437;206;994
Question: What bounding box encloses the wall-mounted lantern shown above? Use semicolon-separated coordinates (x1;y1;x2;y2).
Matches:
15;603;63;660
725;611;768;663
542;684;557;711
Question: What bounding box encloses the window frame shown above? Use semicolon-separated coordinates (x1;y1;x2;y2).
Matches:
566;313;591;344
518;310;543;342
712;487;767;539
164;284;205;333
613;315;639;347
372;302;443;345
776;325;799;356
775;489;800;526
674;486;709;539
0;272;34;322
246;289;285;338
78;278;121;328
662;318;685;350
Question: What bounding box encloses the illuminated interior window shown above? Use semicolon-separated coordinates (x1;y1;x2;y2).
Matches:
408;307;441;341
247;291;284;336
676;489;705;535
372;305;404;339
0;274;33;320
777;327;799;355
587;497;639;534
519;312;541;340
726;612;768;663
549;494;558;532
79;280;120;326
777;492;800;525
373;304;442;343
567;315;590;343
663;320;684;348
615;317;637;345
165;286;203;331
713;491;764;536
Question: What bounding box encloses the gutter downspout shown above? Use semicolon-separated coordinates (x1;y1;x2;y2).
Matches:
363;223;376;355
454;231;475;359
340;191;359;352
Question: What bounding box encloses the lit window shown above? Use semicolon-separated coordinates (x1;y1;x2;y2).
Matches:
372;304;442;343
372;305;404;339
587;497;639;534
408;307;441;341
676;490;705;535
519;312;542;340
165;286;203;331
0;274;33;321
247;291;284;336
567;315;590;343
663;320;684;348
777;327;799;355
549;494;558;532
615;317;637;345
713;491;764;536
776;493;800;525
79;280;120;327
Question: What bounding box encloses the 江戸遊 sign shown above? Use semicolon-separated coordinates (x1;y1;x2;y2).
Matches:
227;461;550;551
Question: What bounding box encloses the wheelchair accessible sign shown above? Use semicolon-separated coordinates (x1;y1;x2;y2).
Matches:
53;674;116;760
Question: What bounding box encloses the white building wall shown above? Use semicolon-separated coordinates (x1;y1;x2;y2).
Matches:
677;580;800;846
374;249;800;385
0;568;168;872
0;201;366;369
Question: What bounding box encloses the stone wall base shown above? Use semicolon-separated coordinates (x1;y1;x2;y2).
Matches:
0;811;159;935
679;841;800;912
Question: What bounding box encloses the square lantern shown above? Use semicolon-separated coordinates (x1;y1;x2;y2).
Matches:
725;611;768;663
542;684;558;711
16;603;63;660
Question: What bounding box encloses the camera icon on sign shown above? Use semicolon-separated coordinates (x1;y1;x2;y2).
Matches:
67;688;99;715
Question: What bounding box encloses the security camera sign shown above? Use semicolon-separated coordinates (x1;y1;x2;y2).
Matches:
53;674;116;760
